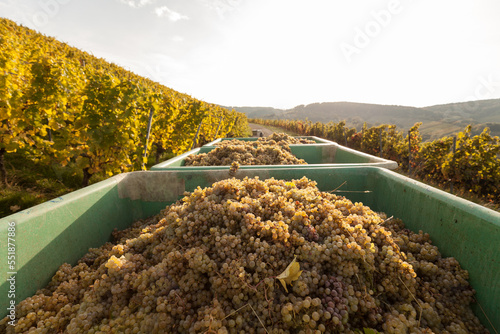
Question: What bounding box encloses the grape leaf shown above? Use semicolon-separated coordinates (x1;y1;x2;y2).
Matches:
276;256;302;292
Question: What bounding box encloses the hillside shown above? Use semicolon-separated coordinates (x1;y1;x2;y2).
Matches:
423;99;500;123
0;17;250;217
233;106;286;119
232;100;500;141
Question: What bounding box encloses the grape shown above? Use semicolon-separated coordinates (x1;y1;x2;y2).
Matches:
185;133;312;166
0;177;489;333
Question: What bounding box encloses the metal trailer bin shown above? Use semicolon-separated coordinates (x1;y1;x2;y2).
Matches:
203;136;333;146
150;143;398;171
1;167;498;332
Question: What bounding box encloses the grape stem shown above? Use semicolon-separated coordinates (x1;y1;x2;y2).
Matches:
398;276;422;327
241;275;276;327
203;316;218;334
474;296;498;334
263;282;274;326
221;303;270;334
254;276;276;290
328;181;347;193
379;216;394;225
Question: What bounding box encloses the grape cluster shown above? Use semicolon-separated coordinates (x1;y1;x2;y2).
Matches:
255;133;316;145
320;276;349;327
1;177;489;333
184;133;312;166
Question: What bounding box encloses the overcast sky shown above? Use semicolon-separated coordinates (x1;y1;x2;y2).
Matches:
1;0;500;109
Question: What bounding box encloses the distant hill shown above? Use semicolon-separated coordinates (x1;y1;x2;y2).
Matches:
231;106;286;119
228;99;500;141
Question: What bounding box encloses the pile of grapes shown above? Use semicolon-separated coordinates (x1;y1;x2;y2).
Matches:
253;133;316;145
184;133;314;166
1;177;488;333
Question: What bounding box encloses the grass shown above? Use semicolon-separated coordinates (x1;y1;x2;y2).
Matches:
0;151;175;219
1;152;79;218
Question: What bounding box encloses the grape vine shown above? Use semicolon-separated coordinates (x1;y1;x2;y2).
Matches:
251;118;500;205
0;18;250;186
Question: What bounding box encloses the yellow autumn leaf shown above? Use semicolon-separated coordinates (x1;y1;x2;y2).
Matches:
276;256;302;292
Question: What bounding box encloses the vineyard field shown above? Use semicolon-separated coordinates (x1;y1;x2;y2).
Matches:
0;18;250;192
251;118;500;208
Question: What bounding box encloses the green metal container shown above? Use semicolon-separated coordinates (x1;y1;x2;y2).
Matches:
203;136;333;146
1;167;498;332
151;143;398;170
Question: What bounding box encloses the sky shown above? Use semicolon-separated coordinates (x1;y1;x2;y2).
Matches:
1;0;500;109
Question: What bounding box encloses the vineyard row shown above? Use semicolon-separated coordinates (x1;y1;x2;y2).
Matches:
250;118;500;205
0;18;250;186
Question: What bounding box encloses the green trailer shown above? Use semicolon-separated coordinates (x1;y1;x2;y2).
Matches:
203;136;333;146
151;142;399;170
1;167;499;332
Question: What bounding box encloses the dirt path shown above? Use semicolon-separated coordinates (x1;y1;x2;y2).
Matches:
248;123;274;137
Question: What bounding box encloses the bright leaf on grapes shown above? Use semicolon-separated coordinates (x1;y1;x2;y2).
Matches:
276;256;302;292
